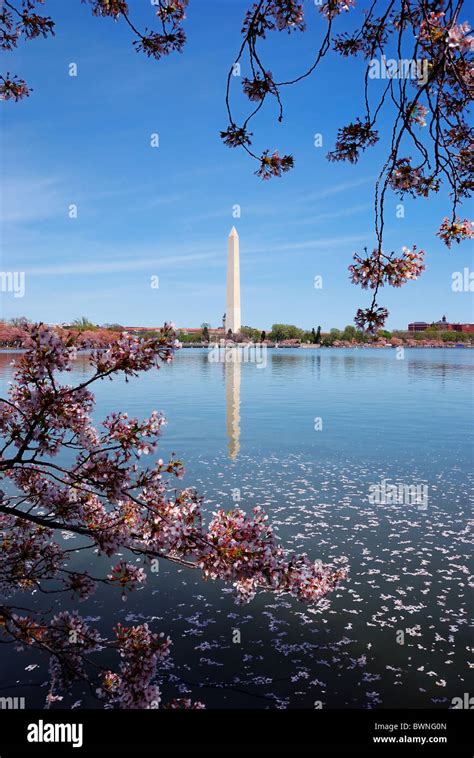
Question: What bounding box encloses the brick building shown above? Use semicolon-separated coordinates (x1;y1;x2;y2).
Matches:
408;315;474;333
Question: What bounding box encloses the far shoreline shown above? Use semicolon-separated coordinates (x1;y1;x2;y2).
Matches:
1;343;472;354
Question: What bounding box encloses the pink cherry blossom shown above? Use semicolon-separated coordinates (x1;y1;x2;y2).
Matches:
0;323;346;707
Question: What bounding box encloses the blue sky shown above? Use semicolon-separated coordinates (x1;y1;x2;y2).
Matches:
1;0;472;330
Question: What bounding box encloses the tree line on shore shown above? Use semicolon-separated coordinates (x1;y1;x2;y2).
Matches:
0;318;472;349
184;323;473;346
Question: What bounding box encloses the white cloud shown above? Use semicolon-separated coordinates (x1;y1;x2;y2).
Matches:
245;233;370;256
0;176;64;224
24;251;221;276
305;177;374;202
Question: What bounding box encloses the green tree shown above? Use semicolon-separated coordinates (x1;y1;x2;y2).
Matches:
315;326;321;344
178;331;202;344
439;330;469;342
342;325;357;341
70;317;97;332
103;323;124;331
241;326;260;342
356;329;371;343
270;324;305;341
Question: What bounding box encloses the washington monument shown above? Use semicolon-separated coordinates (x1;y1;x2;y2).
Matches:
225;226;241;334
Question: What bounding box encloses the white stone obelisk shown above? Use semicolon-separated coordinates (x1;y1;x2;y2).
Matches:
225;226;241;334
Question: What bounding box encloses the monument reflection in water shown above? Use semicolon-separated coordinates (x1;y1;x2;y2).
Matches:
221;343;266;460
225;357;241;460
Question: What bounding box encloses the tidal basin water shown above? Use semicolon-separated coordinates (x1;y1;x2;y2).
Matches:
0;348;472;709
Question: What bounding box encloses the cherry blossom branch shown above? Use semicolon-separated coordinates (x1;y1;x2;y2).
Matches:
0;324;346;708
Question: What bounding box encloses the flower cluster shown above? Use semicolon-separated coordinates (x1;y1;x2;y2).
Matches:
130;0;188;59
418;12;473;55
0;0;55;44
83;0;128;18
0;512;62;594
0;73;31;101
327;119;379;164
90;326;176;376
102;410;166;457
333;19;388;58
133;29;186;59
333;33;364;57
320;0;355;20
242;70;277;101
446;21;473;52
68;572;97;601
45;612;104;703
155;2;188;25
268;0;305;32
98;624;171;708
0;1;54;100
242;0;305;36
436;217;473;248
255;150;294;179
18;9;55;39
354;306;390;332
407;102;429;128
107;561;147;598
417;11;447;48
200;506;344;604
140;486;202;556
220;125;253;148
388;158;440;198
349;246;425;290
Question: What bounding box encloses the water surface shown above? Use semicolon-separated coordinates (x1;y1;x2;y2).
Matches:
0;348;472;709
